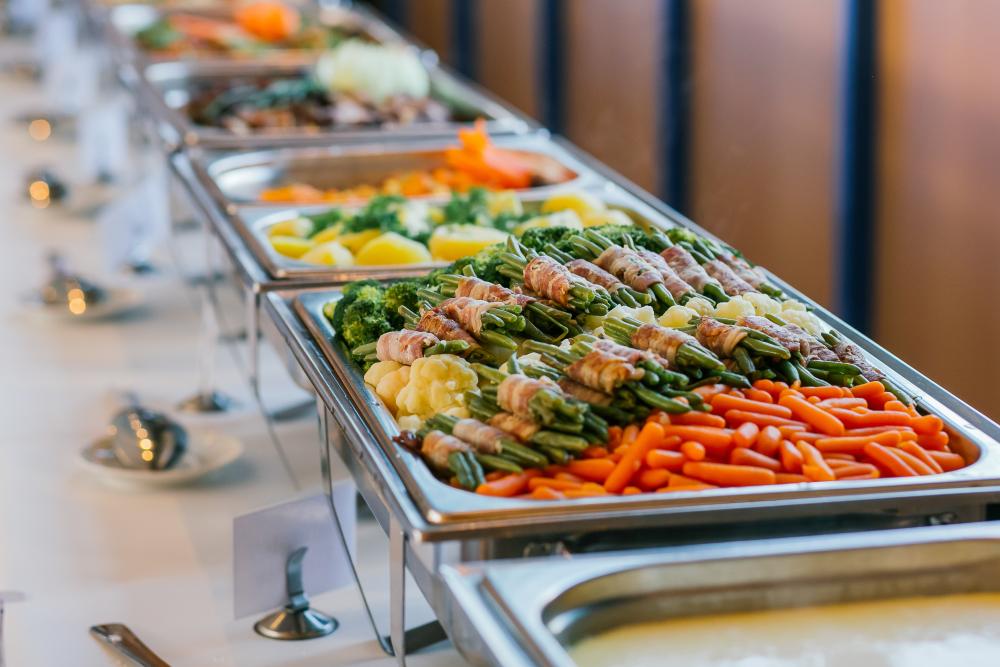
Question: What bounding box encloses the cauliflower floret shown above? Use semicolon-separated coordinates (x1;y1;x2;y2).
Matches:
781;309;828;337
744;292;782;317
397;415;422;432
364;360;402;387
375;366;410;414
781;299;808;312
713;295;756;320
684;297;715;317
395;354;478;424
658;305;697;328
607;304;657;324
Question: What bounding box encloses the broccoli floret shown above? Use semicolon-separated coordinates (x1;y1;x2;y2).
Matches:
383;280;424;329
330;280;384;334
469;245;509;284
305;209;344;237
665;227;700;245
518;226;581;253
441;188;491;226
341;298;394;355
340;195;409;238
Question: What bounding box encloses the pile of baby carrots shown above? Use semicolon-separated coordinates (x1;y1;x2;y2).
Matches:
470;379;967;500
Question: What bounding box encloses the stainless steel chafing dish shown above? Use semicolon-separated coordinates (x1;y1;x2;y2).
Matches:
134;59;533;150
440;522;1000;666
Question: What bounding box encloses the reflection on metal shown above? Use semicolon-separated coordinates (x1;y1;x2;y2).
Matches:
661;0;691;214
538;0;565;134
837;0;878;333
253;547;338;641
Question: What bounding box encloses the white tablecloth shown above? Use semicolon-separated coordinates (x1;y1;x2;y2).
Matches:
0;40;466;667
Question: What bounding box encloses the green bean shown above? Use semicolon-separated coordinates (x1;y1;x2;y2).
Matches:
807;360;862;376
703;284;730;303
777;359;799;384
733;347;755;374
500;442;548;467
531;431;589;452
764;313;789;327
448;451;477;490
540;445;571;465
351;341;378;357
650;283;676;308
717;371;752;389
632;385;691;413
741;337;791;359
794;362;829;387
476;454;522;474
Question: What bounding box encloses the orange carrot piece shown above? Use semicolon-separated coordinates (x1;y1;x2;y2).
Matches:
898;441;943;474
657;482;718;492
476;473;531;497
780;440;804;473
680;440;707;462
712;393;793;419
912;415;945;435
779;395;846;436
917;431;950;451
817;397;869;410
868;391;898;410
646;449;686;471
605;421;665;493
823;452;857;461
724;410;801;428
753;379;775;392
682;461;776;487
743;388;774;404
846;425;916;436
814;430;902;454
567;458;617;482
839;471;881;480
778;429;825;443
892;447;935;476
606;426;622;449
797;441;836;481
756;425;783;457
672;411;727;428
528;477;583;491
800;386;848;399
883;400;909;413
530;485;566;500
667;473;711;487
622;486;642;495
827;407;910;429
661;425;733;451
554;472;584;483
851;381;886;398
863;443;917;477
637;468;672;491
734;421;761;448
928;450;965;472
564;488;610;499
621;424;640;446
731;447;782;472
775;473;809;484
582;446;610;459
825;458;857;468
833;463;880;479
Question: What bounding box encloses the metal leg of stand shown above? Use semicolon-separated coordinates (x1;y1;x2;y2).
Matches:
318;407;445;662
247;289;260;398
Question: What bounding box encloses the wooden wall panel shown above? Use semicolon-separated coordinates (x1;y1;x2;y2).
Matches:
475;0;541;118
689;0;841;308
876;0;1000;419
563;0;662;192
405;0;451;59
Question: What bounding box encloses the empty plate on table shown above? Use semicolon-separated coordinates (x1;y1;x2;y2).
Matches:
80;430;243;489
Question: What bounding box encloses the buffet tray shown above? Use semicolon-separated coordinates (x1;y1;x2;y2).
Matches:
440;522;1000;667
262;284;1000;548
135;59;533;150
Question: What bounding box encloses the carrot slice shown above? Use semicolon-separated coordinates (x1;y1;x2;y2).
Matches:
780;440;804;473
476;473;531;497
863;443;917;477
680;440;707;462
731;447;782;472
567;458;617;483
797;441;836;481
682;461;776;487
712;393;793;419
898;441;944;474
928;450;965;472
814;430;902;454
604;421;665;493
779;395;846;436
753;379;775;392
646;449;686;471
756;425;783;457
733;421;761;448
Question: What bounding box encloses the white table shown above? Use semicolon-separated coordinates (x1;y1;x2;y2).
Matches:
0;40;467;667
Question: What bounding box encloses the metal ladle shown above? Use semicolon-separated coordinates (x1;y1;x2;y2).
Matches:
108;395;188;471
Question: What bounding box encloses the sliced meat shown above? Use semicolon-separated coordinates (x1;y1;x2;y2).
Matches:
830;338;883;380
718;249;768;288
497;374;558;418
594;246;662;291
421;430;470;470
631;323;699;364
565;349;643;394
705;259;757;296
696;318;748;357
488;412;540;442
661;246;719;292
416;309;479;349
740;316;810;356
593;338;672;370
456;277;535;306
451;419;505;455
375;330;439;365
637;248;694;299
566;259;625;292
557;378;614;407
438;296;500;336
523;256;575;307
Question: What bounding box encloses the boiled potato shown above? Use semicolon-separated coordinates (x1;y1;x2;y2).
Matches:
270;235;314;259
355;232;433;265
267;216;313;238
299;241;354;266
487;190;524;216
309;223;343;245
582;209;633;228
514;209;583;235
540;191;606;217
337;228;382;253
428;224;509;261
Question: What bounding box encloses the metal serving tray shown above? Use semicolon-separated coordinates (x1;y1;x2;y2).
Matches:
231;181;676;284
136;59;533;150
440;522;1000;667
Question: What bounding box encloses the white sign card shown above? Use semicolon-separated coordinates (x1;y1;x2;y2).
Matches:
232;486;357;619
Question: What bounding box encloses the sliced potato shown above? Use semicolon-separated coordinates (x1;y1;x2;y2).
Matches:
299;241;354;266
270;235;314;259
355;232;433;265
267;216;313;238
428;224;509;261
514;209;584;236
487;190;524;216
540;191;606;217
310;223;343;245
337;228;382;253
582;209;633;228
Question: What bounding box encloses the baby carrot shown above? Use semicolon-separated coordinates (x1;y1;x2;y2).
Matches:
530;485;566;500
529;477;583;491
851;381;886;398
646;449;686;471
846;425;916;436
565;488;609;499
883;400;910;413
731;447;782;472
868;391;897;410
606;426;622;449
581;446;610;459
775;473;809;484
898;441;943;474
621;424;640;446
724;410;800;428
637;468;672;491
800;386;848;399
864;443;917;477
912;414;944;435
743;388;774;404
779;395;845;436
829;408;910;429
824;452;857;461
682;461;776;487
554;471;584;483
753;379;775;392
917;431;950;451
817;398;869;410
657;482;718;492
797;441;836;482
928;450;965;472
734;421;761;448
605;421;665;493
780;440;804;473
680;440;707;462
756;425;783;457
622;486;642;495
814;430;902;454
892;447;935;476
567;458;617;483
661;425;733;451
671;411;727;428
832;463;880;479
825;458;856;468
712;393;793;419
667;473;711;487
476;473;531;497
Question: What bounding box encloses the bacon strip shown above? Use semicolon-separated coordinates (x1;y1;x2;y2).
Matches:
661;246;719;292
593;338;672;370
488;412;540;441
785;323;839;362
375;330;439;365
696;318;747;357
438;296;501;336
456;277;535;306
566;349;643;393
421;430;470;469
594;247;662;291
829;338;883;380
523;256;575;307
718;249;768;288
497;374;557;418
557;378;613;407
637;249;694;299
566;258;625;292
705;259;756;296
740;316;809;356
416;309;479;349
451;418;505;455
631;323;699;364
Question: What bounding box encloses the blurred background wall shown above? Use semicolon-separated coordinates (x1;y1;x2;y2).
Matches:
368;0;1000;420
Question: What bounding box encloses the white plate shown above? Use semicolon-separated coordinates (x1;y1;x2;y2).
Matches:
28;287;144;322
79;430;244;489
